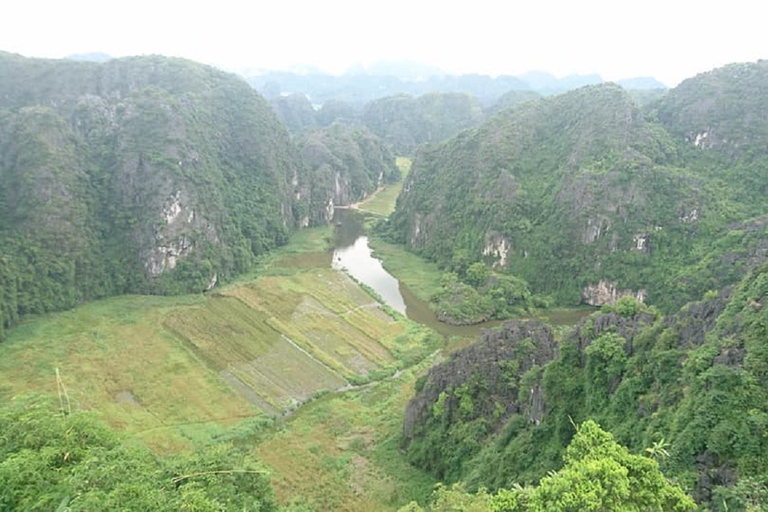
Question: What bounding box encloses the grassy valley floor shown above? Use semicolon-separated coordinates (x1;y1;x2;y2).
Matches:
354;157;412;217
255;361;437;510
0;166;587;509
0;214;440;508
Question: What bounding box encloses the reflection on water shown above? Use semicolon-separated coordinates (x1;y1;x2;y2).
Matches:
333;208;366;249
333;235;407;315
330;209;592;338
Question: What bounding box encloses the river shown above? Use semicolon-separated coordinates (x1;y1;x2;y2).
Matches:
330;209;592;337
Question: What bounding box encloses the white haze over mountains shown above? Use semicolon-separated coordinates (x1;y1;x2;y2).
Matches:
1;0;765;86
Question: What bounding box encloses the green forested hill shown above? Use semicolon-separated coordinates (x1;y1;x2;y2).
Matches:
299;123;400;218
362;92;485;155
402;261;768;509
393;62;768;510
270;93;319;135
655;60;768;209
272;90;486;156
484;89;541;116
384;66;768;313
0;53;318;338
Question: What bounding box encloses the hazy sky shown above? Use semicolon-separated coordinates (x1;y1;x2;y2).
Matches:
1;0;765;86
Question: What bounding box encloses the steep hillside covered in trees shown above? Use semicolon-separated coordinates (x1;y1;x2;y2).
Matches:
402;261;768;509
384;64;768;313
270;90;486;157
298;123;399;221
362;92;485;155
0;53;319;338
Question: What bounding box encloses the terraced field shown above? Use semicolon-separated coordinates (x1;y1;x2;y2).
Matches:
0;231;428;450
165;269;405;413
0;186;443;509
0;294;254;452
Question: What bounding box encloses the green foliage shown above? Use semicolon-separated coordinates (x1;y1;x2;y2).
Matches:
503;420;696;511
584;333;627;413
270;93;318;135
405;264;768;508
385;73;768;314
413;421;694;512
486;90;541;116
399;483;491;512
465;262;491;288
0;395;277;511
299;122;400;213
613;296;641;317
363;92;485;155
711;476;768;512
433;391;449;420
0;53;320;339
431;267;534;325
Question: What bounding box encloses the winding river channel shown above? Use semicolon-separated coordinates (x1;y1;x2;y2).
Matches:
330;209;591;337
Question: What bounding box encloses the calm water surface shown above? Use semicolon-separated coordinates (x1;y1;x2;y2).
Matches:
329;209;593;337
333;235;407;315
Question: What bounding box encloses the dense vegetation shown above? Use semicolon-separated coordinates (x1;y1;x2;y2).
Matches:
270;90;487;158
4;50;768;510
299;123;400;215
0;53;400;340
0;52;326;338
0;395;277;510
484;90;541;116
402;259;768;509
0;220;439;510
361;93;484;155
270;93;319;135
401;420;695;511
431;265;536;325
384;62;768;314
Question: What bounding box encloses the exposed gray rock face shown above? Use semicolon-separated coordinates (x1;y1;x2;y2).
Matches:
142;190;217;277
403;320;557;444
568;310;656;356
401;309;660;477
581;279;647;306
483;231;512;267
0;52;324;331
297;123;398;222
386;83;715;312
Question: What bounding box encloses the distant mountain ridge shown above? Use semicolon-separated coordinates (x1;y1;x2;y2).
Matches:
248;67;666;107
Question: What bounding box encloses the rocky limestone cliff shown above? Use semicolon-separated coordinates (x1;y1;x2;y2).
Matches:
482;231;512;268
298;123;399;222
657;61;768;161
384;76;768;313
400;285;748;497
581;279;647;307
0;53;318;332
402;310;660;452
403;320;557;448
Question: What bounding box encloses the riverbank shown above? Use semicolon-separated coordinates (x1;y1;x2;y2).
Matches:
0;162;591;510
344;166;594;335
352;156;411;216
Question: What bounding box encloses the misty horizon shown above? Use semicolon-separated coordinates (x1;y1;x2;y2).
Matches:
3;0;765;88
